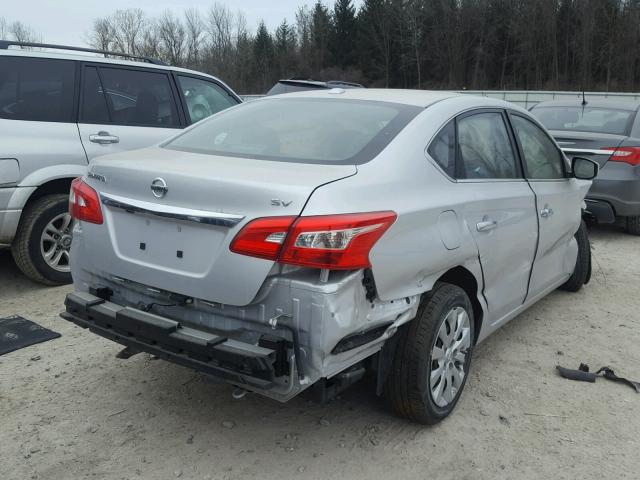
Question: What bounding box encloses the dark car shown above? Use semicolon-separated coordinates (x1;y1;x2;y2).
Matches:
531;99;640;234
266;78;364;96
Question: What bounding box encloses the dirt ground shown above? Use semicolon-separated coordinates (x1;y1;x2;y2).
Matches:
1;225;639;480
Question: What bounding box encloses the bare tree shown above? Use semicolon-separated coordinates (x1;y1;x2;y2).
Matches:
158;10;186;65
9;20;40;43
89;18;115;52
184;8;204;68
111;9;146;55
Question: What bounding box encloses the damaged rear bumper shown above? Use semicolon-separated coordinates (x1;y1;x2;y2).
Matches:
62;292;286;391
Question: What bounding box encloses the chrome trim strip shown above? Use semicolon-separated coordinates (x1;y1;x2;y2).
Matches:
562;148;615;155
99;192;245;228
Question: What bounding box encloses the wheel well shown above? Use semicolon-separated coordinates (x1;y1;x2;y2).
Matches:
438;266;483;344
25;178;75;208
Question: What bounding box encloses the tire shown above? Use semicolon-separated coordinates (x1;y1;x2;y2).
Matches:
383;283;475;424
559;220;590;292
11;194;74;285
627;216;640;236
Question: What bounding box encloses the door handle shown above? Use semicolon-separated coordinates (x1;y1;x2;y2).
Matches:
476;219;497;232
540;207;554;218
89;131;119;145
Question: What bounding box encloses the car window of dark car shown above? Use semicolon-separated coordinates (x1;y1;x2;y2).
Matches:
97;67;179;127
457;112;520;179
0;56;75;123
511;115;565;180
177;76;238;124
533;106;634;136
427;120;456;177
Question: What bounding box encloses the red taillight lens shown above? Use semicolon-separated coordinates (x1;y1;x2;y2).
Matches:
229;216;296;260
69;177;103;224
230;211;397;270
603;147;640;166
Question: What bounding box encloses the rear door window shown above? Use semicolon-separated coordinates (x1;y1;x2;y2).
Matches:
0;56;75;122
97;67;180;127
457;112;520;179
177;76;238;124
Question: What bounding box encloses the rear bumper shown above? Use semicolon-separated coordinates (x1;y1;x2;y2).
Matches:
584;199;616;224
62;291;285;391
588;162;640;217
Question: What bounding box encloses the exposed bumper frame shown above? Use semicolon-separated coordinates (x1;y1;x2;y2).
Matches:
61;292;285;390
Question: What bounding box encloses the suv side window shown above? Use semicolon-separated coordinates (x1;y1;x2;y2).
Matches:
97;67;179;127
427;120;456;177
0;57;75;123
457;112;520;179
510;114;565;179
177;75;238;124
80;67;110;123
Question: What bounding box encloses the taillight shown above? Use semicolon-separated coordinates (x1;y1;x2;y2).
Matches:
230;211;397;270
69;177;103;224
229;216;296;260
603;147;640;166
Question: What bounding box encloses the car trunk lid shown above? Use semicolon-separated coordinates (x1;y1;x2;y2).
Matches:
550;130;627;167
83;147;356;306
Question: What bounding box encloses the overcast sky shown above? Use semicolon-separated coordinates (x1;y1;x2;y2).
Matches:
3;0;362;47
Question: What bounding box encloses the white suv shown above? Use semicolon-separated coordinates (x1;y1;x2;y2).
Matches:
0;40;241;284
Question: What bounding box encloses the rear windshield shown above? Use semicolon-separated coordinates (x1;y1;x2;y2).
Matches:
533;106;635;135
163;98;421;165
266;82;327;95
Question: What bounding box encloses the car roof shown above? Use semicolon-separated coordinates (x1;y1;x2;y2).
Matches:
265;88;468;108
533;99;640;111
277;79;364;88
0;47;237;94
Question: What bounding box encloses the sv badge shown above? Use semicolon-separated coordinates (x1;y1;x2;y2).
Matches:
271;199;293;207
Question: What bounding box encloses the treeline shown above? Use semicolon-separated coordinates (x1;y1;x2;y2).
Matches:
85;1;640;94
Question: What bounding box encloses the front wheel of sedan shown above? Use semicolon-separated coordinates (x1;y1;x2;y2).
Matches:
384;283;475;424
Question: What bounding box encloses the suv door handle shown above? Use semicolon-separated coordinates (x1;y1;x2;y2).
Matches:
476;219;497;232
89;131;119;145
540;207;554;218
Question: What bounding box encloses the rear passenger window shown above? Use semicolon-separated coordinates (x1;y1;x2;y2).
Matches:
427;120;456;177
458;112;520;179
510;115;565;179
97;67;179;127
80;67;110;123
0;57;75;122
177;76;237;124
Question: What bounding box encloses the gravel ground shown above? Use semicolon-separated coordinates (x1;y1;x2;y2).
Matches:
1;225;639;480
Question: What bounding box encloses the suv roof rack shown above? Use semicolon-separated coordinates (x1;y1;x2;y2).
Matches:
0;40;168;66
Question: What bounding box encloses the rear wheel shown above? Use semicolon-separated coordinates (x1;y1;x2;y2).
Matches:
559;220;590;292
11;194;74;285
383;283;474;424
627;216;640;236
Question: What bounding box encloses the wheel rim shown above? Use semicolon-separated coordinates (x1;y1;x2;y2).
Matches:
429;306;471;408
40;212;74;273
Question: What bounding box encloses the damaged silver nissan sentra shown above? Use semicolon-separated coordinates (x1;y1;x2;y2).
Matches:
62;89;599;423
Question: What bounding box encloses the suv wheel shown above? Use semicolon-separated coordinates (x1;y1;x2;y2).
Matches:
627;216;640;236
384;283;474;424
11;194;74;285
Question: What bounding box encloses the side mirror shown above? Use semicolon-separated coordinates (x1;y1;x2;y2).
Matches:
572;157;599;180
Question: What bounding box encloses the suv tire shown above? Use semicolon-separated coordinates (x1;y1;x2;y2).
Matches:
11;194;74;285
627;216;640;236
384;283;475;424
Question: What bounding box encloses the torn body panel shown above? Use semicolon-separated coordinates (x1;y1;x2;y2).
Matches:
69;263;420;402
